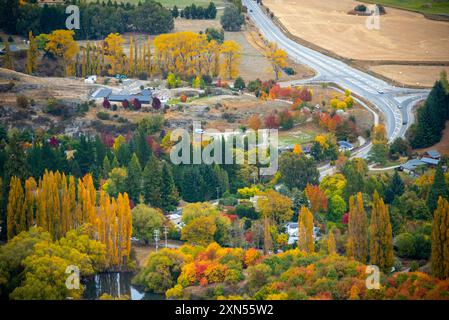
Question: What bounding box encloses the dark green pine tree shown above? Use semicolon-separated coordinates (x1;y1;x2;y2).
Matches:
412;81;448;148
102;155;111;179
428;165;448;212
134;127;152;167
180;166;205;202
94;135;107;168
200;164;218;200
70;159;82;178
0;0;20;33
161;162;178;211
116;141;130;166
142;156;162;208
4;131;29;183
75;135;94;175
214;164;230;197
111;156;119;169
427;81;447;134
126;153;142;202
384;170;405;204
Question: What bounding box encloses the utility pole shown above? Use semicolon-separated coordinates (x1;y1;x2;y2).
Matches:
154;229;160;253
216;187;220;201
164;225;168;248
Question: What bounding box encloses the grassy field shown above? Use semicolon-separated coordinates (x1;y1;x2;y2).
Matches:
362;0;449;15
278;130;316;146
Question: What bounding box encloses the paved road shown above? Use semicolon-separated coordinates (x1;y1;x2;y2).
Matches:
244;0;429;143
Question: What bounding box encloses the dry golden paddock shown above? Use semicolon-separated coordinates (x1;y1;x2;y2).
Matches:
263;0;449;86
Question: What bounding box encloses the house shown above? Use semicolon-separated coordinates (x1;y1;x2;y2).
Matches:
90;86;153;105
108;94;152;104
84;75;97;84
420;157;440;167
167;212;183;230
423;150;441;160
399;159;426;175
303;146;311;154
91;88;112;102
0;45;19;55
338;141;354;152
285;222;298;236
278;145;294;154
285;222;320;245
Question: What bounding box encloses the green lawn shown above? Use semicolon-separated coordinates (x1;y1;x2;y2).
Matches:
362;0;449;15
278;130;315;146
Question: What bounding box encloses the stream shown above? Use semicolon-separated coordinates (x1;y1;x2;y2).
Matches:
83;272;164;300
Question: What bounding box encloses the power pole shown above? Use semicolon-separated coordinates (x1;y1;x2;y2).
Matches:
154;229;160;253
216;187;220;201
164;225;168;248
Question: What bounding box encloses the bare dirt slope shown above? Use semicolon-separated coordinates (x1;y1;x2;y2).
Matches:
263;0;449;62
0;68;95;104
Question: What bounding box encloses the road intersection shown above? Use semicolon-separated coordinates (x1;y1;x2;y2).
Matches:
244;0;429;143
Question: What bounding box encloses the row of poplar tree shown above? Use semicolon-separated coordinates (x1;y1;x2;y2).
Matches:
6;171;132;268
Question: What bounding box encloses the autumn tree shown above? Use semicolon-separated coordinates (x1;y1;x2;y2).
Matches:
45;30;79;76
132;204;165;244
265;42;287;81
327;227;337;255
368;124;388;165
247;114;262;131
347;192;368;263
26;31;38;74
369;191;394;273
181;216;217;246
24;177;37;230
257;189;293;225
220;40;241;79
7;177;25;240
104;33;125;75
298;206;314;253
431;197;449;279
304;184;328;214
7;171;131;268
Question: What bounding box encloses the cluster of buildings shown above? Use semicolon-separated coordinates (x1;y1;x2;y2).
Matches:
399;150;443;175
90;80;154;105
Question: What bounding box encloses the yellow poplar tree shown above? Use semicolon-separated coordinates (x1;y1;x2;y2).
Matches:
45;30;79;76
298;206;314;253
369;191;394;273
431;197;449;279
24;177;37;229
26;31;38;74
328;227;337;255
347;192;368;263
129;36;134;76
104;33;125;75
7;177;25;240
265;42;287;81
220;40;241;79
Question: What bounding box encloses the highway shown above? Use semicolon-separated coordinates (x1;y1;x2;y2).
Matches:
244;0;429;143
